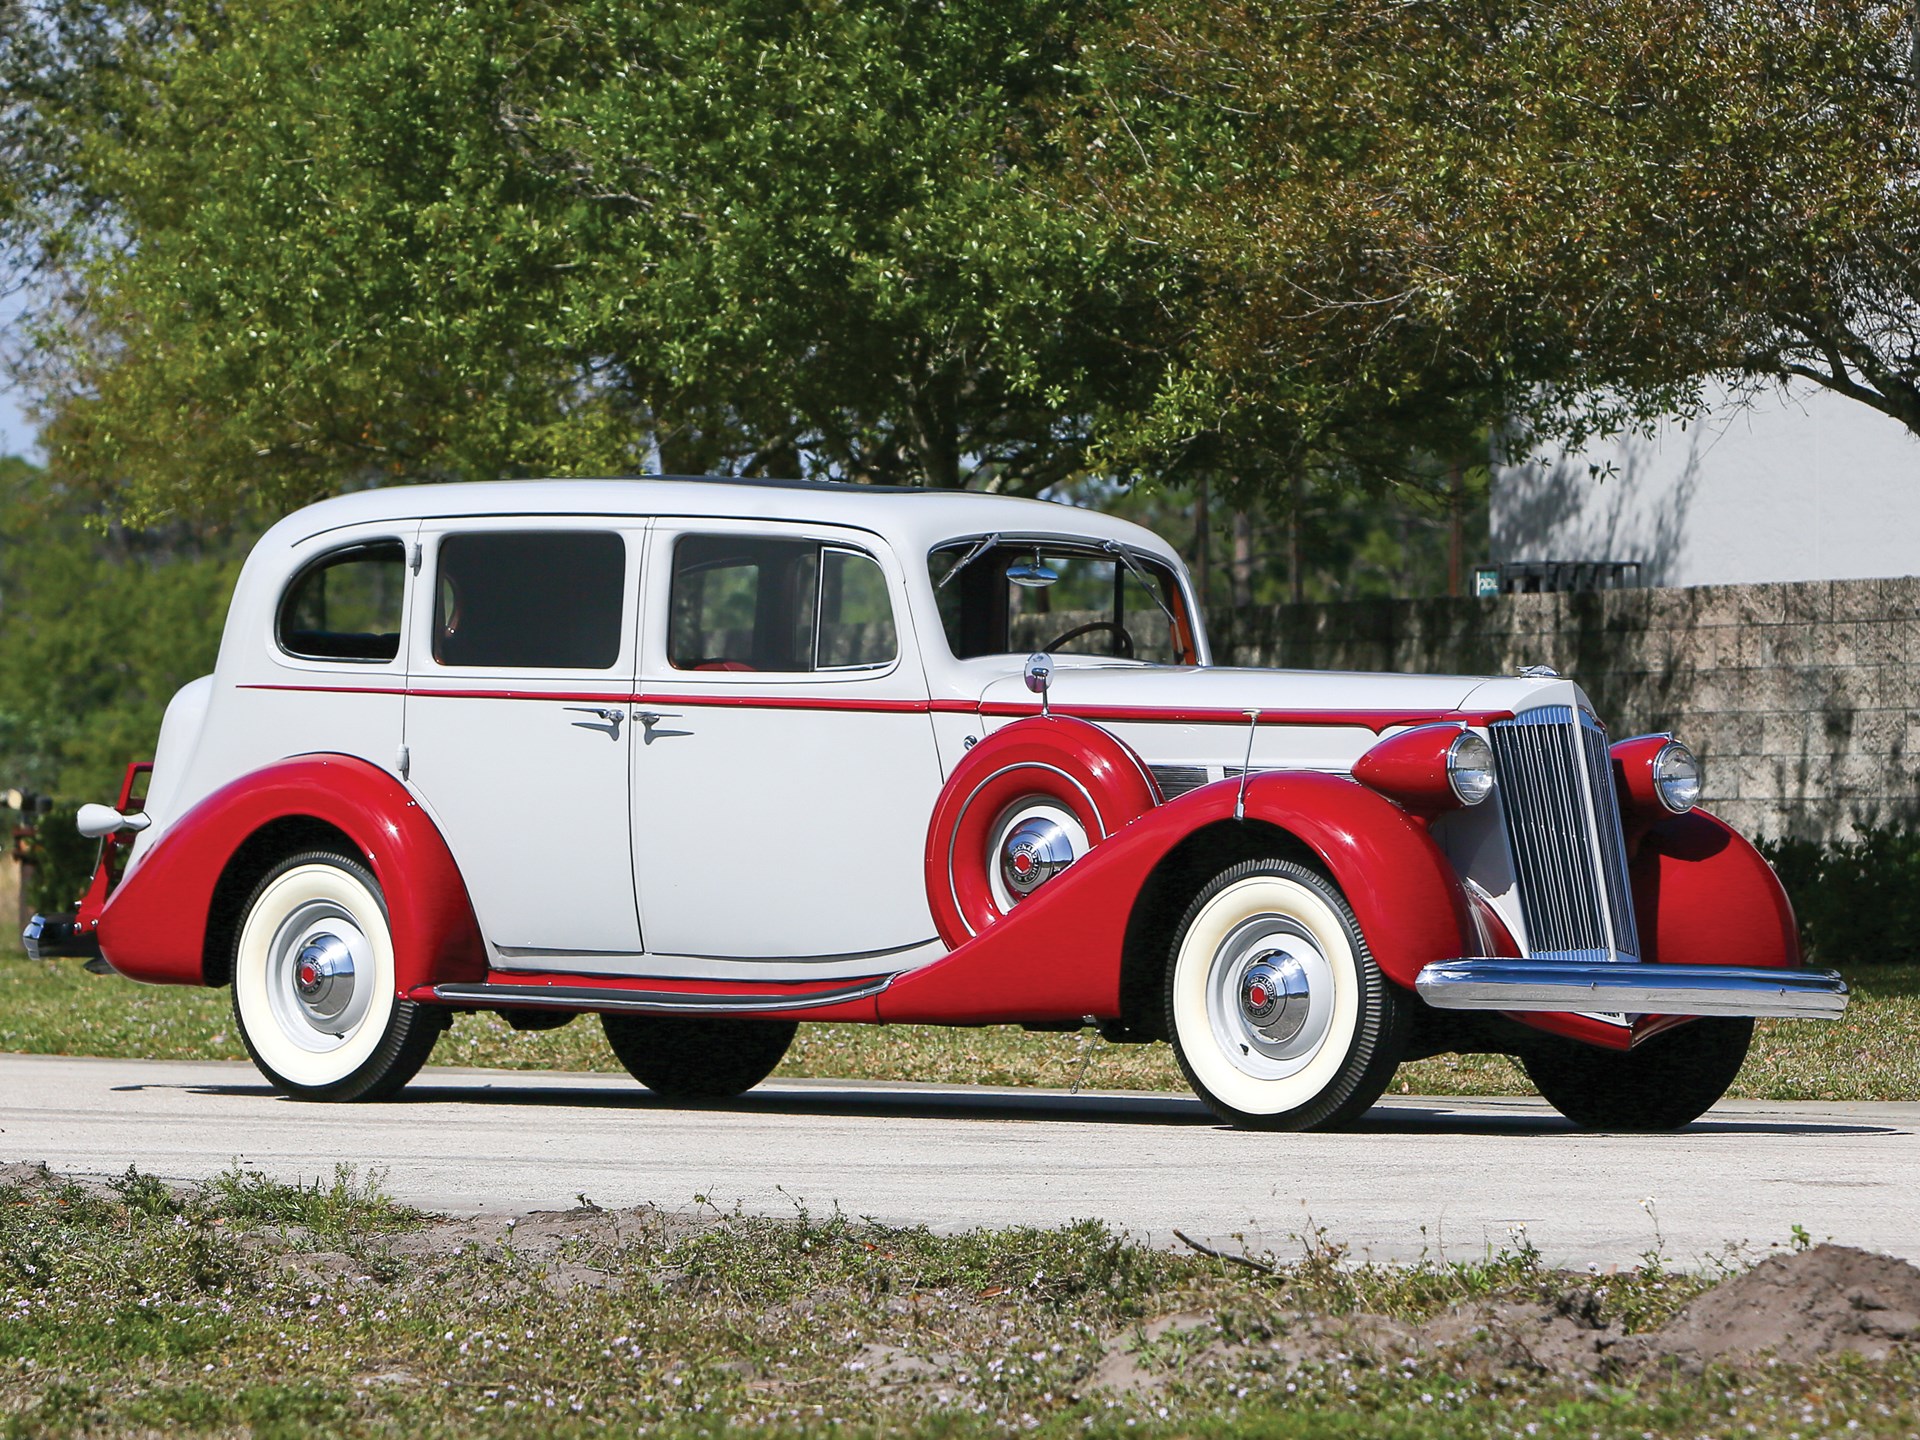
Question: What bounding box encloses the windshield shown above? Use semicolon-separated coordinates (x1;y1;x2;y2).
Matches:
929;539;1197;664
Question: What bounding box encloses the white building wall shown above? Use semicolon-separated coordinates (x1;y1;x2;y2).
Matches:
1493;380;1920;586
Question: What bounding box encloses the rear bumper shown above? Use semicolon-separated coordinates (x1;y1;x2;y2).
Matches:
1414;958;1849;1020
21;913;102;964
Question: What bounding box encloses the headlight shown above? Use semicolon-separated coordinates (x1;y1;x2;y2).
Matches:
1446;732;1496;806
1652;741;1701;814
1354;723;1495;813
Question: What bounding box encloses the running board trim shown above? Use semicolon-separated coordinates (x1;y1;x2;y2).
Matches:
427;976;894;1016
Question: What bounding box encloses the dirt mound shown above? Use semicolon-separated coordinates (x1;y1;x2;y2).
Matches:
1642;1244;1920;1366
1087;1246;1920;1398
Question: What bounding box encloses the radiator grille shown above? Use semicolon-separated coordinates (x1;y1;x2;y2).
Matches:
1488;706;1640;961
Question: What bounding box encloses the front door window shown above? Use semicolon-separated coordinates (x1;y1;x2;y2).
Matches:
633;527;938;965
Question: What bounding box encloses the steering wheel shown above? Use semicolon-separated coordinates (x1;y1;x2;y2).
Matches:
1041;620;1135;659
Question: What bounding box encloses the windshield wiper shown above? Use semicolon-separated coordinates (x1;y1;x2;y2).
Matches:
1104;541;1180;631
936;532;1000;589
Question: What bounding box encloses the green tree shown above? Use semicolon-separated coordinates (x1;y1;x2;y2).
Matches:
0;454;243;799
3;0;1167;521
1058;0;1920;485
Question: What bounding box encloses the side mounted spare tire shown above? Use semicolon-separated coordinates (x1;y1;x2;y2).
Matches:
923;715;1160;947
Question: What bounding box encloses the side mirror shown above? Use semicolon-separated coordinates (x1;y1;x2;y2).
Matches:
1024;652;1053;715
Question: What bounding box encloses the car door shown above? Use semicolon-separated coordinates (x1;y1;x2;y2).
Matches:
403;519;645;968
630;520;945;968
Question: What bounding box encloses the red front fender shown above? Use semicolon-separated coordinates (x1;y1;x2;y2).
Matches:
1631;808;1799;970
881;770;1474;1024
95;755;485;992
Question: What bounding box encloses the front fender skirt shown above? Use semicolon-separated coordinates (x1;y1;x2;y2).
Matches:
879;771;1473;1024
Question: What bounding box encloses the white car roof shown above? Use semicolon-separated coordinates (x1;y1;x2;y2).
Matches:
270;477;1186;568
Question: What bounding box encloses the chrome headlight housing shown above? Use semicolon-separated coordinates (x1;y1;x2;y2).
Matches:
1446;731;1496;806
1651;740;1702;814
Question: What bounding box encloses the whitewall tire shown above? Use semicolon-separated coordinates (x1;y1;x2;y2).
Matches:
1165;858;1407;1130
230;851;442;1101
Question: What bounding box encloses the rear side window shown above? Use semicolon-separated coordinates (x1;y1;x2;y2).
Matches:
433;531;626;669
278;540;406;662
669;535;897;672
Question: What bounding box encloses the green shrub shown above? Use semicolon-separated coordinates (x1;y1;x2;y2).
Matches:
19;804;103;916
1757;823;1920;966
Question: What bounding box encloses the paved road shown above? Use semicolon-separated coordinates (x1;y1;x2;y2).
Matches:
1;1053;1913;1269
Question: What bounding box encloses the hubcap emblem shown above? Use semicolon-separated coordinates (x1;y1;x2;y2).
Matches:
999;816;1077;899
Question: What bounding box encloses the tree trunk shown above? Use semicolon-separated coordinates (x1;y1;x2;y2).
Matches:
1231;509;1253;609
1447;460;1465;598
1287;460;1305;605
1193;475;1212;617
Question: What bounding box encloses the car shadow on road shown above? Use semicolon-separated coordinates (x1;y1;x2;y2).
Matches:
152;1081;1899;1136
1354;1104;1893;1138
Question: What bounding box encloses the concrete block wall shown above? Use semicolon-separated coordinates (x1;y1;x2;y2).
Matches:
1214;578;1920;843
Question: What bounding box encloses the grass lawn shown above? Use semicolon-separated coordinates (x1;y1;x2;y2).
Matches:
3;1160;1918;1439
2;948;1913;1102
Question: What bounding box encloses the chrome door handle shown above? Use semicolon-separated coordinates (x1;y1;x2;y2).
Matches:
633;711;677;727
564;706;624;725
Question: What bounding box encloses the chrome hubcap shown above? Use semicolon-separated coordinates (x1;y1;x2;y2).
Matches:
291;933;356;1024
1206;915;1337;1080
265;898;377;1049
999;815;1076;898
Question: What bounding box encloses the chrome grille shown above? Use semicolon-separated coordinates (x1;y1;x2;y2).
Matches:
1488;706;1639;961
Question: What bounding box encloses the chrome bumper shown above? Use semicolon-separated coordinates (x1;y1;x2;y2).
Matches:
20;913;101;964
1414;958;1849;1019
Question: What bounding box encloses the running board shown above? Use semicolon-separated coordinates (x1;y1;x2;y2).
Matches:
427;976;893;1016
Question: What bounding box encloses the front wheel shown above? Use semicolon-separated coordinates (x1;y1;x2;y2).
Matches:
1522;1018;1753;1131
601;1014;797;1100
1165;858;1408;1130
230;851;442;1101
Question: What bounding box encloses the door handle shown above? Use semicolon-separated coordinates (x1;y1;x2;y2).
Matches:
564;706;624;727
632;711;689;744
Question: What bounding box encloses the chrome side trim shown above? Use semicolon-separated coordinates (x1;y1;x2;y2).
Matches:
430;975;895;1015
1414;958;1849;1019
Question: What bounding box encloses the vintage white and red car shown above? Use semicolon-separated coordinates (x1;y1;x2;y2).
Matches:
27;479;1846;1129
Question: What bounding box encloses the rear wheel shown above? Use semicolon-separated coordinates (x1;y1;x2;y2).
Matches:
601;1014;797;1099
1165;858;1408;1131
1522;1018;1753;1131
230;851;441;1101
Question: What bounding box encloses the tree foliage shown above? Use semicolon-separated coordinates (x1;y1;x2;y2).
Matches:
0;454;244;798
1061;0;1920;477
2;0;1167;520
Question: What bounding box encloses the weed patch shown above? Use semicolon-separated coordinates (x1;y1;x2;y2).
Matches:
1;1165;1917;1437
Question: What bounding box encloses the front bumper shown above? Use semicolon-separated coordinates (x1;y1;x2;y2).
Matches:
21;913;101;965
1415;958;1849;1020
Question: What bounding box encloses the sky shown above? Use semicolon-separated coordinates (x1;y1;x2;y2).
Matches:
0;284;44;462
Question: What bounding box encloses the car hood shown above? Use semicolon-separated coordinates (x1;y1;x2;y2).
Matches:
976;662;1565;721
972;662;1589;775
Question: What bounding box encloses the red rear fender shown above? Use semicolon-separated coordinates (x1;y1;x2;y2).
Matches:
95;755;485;991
